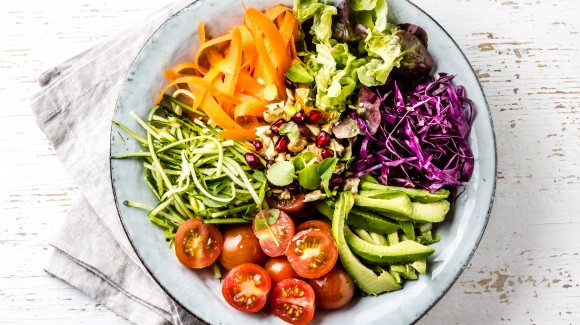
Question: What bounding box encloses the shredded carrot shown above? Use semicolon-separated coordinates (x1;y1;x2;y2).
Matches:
218;129;256;141
156;76;240;105
158;4;297;142
223;28;242;98
164;69;182;81
279;12;298;48
234;99;268;123
192;60;224;109
264;5;292;21
246;8;290;79
235;93;261;103
198;21;206;44
173;63;198;75
236;71;264;97
289;35;297;60
205;47;224;67
253;29;285;99
194;33;232;71
201;94;244;130
238;25;258;71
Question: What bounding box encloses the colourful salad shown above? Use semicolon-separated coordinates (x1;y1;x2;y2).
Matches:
115;0;474;323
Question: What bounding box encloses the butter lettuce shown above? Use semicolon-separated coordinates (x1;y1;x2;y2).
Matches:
350;0;377;11
294;0;325;22
293;0;420;113
313;5;337;43
372;0;389;32
357;29;403;86
357;58;392;87
306;43;366;112
286;61;314;83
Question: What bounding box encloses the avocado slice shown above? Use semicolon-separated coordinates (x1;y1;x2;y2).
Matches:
354;193;412;217
360;181;450;203
314;200;401;234
410;200;450;223
360;174;380;184
390;264;418;280
313;200;335;218
357;189;400;198
376;211;412;222
350;207;400;234
331;192;401;295
411;259;427;274
399;221;416;241
352;227;374;243
345;226;435;265
387;231;400;246
369;232;389;245
389;270;403;284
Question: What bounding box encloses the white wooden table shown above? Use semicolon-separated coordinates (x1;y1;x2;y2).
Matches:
1;0;579;324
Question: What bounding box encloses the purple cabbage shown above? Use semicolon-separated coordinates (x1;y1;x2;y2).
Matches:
350;74;475;192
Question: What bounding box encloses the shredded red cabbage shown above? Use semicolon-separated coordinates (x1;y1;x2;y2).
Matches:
350;73;475;192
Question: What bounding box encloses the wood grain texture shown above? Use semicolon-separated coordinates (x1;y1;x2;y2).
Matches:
1;0;578;324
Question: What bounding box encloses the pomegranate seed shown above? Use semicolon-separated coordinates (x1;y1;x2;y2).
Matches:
298;125;309;136
252;140;263;151
315;131;331;148
292;110;306;124
284;77;296;90
329;174;343;189
245;153;261;169
321;148;335;159
271;119;285;134
286;181;301;194
275;136;290;153
306;110;322;124
266;160;275;168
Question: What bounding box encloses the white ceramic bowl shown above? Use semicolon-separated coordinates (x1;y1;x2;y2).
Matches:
110;1;496;324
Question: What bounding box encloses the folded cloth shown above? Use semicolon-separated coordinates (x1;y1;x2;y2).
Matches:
45;197;198;325
30;0;204;324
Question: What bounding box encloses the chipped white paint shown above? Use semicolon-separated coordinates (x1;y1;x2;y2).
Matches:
1;0;579;324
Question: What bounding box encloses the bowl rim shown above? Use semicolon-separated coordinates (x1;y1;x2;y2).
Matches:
109;1;497;324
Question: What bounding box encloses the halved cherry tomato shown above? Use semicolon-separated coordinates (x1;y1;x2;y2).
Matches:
271;278;315;325
296;220;332;235
174;218;222;269
252;209;295;257
308;267;355;310
264;256;299;285
222;263;271;313
286;229;338;279
267;192;305;213
219;224;266;270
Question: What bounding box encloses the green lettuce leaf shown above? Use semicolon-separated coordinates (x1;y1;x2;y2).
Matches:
312;5;337;43
286;61;314;83
350;0;377;11
357;58;393;87
364;28;401;61
294;0;324;22
309;43;365;113
373;0;389;32
293;0;405;112
357;30;403;86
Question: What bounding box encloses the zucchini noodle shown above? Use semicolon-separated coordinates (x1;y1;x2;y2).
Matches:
115;100;267;243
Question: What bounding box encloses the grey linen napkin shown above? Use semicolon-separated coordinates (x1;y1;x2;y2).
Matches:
31;1;203;324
